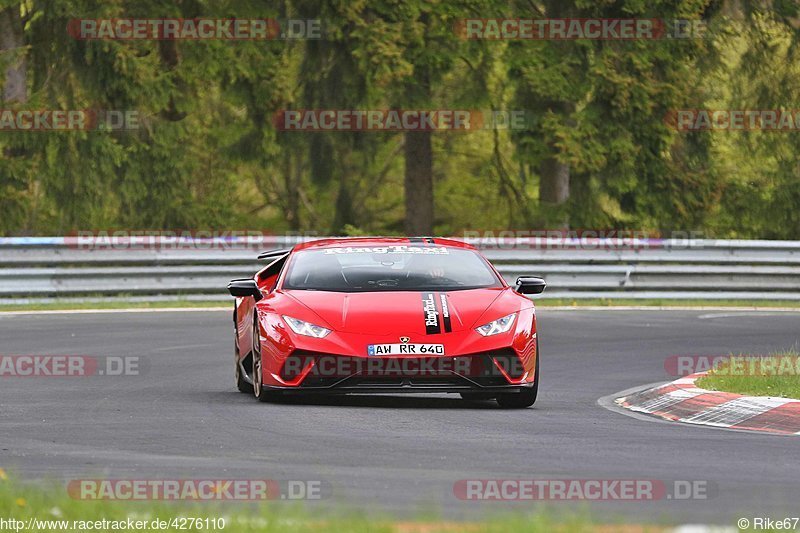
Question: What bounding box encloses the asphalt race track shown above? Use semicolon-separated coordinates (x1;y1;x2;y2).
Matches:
1;309;799;525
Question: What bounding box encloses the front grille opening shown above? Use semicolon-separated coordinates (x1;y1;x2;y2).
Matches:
485;349;525;380
283;351;525;388
279;352;317;381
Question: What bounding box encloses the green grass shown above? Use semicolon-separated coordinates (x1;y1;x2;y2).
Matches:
533;298;800;308
0;300;228;312
1;297;799;313
696;350;800;399
0;475;624;533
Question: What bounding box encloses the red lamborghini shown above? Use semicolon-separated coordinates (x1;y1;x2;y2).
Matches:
227;237;545;408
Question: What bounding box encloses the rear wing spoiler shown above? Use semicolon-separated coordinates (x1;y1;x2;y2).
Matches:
257;248;291;260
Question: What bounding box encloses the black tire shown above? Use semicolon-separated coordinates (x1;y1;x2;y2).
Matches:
459;392;496;401
496;342;539;409
495;386;537;408
235;340;253;394
234;309;254;394
252;316;281;403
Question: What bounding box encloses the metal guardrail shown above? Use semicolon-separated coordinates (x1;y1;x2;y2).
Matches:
1;236;800;301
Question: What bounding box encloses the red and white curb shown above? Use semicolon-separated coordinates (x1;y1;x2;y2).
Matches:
615;372;800;435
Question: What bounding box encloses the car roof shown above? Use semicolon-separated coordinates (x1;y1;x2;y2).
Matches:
293;237;477;252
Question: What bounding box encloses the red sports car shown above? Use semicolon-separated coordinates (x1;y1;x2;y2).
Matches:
227;237;545;408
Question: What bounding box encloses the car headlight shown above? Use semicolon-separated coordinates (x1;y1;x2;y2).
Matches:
475;313;516;337
282;316;331;338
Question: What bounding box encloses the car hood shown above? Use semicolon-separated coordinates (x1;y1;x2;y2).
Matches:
283;288;509;335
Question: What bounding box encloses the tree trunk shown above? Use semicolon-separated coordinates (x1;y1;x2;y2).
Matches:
283;150;301;231
539;149;570;205
404;130;434;235
403;46;434;236
537;0;572;220
0;6;26;104
332;177;355;234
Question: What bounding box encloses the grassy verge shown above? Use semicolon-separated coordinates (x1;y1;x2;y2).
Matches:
695;351;800;399
2;297;800;312
533;298;800;308
0;475;620;533
0;300;229;312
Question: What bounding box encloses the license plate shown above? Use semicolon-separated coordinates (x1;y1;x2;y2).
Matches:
367;344;445;356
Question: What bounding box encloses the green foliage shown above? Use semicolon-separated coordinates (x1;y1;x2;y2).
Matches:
0;0;798;238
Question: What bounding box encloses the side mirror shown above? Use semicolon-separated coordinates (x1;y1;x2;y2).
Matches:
227;279;263;301
515;276;546;295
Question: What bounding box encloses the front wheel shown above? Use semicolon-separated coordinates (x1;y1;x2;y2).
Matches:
495;386;537;408
496;343;539;409
235;339;253;394
252;317;281;403
234;308;253;393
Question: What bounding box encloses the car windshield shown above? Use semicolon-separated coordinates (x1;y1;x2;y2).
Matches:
282;245;502;292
